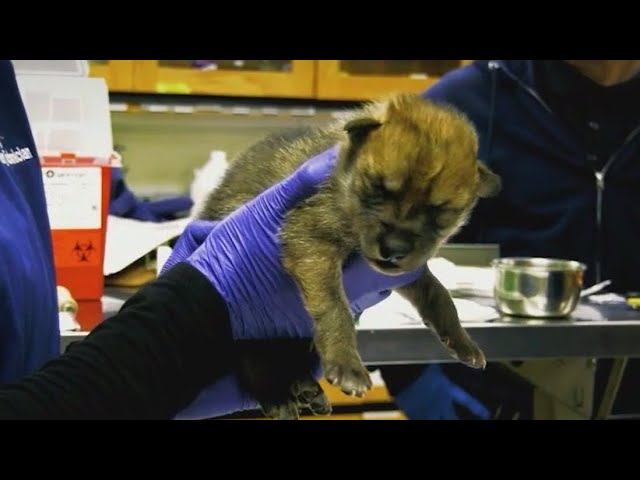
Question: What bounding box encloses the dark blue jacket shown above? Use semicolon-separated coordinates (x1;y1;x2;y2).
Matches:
425;60;640;293
0;60;59;383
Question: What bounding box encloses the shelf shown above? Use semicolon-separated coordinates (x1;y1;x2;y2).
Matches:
315;60;472;101
132;60;315;99
88;60;474;101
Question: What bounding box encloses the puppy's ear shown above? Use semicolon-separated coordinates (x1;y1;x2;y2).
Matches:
477;162;502;198
344;117;382;145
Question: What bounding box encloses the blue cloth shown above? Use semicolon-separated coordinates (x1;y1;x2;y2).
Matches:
109;167;193;222
0;61;60;384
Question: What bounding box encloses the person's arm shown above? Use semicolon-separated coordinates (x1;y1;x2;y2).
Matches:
0;144;426;420
0;262;233;420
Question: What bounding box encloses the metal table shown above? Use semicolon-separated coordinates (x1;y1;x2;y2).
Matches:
356;300;640;365
61;292;640;361
354;300;640;420
60;290;640;419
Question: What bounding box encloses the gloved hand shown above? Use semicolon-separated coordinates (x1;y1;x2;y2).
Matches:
174;373;259;420
164;219;419;319
161;219;218;275
173;146;423;340
393;365;491;420
174;253;420;420
164;146;423;419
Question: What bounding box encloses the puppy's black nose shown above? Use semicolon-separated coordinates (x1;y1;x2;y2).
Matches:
378;235;412;263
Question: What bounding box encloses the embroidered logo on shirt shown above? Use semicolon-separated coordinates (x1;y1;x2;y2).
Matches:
0;137;34;166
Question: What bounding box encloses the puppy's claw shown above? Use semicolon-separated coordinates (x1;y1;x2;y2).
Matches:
441;335;486;370
324;361;372;398
309;394;332;416
262;402;299;420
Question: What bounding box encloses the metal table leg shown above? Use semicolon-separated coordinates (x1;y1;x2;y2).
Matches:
506;358;596;420
594;357;628;420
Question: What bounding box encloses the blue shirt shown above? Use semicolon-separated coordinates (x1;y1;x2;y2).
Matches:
428;60;640;293
0;60;59;383
423;60;640;415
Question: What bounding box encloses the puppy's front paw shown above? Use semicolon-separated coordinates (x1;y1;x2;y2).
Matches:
442;335;487;369
324;356;372;397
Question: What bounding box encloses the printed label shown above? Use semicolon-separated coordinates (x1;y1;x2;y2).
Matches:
41;167;101;230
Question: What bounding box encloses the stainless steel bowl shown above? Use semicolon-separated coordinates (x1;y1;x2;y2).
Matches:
491;257;587;318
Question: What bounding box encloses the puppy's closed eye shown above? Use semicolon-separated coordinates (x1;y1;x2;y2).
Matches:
359;175;396;205
427;204;463;231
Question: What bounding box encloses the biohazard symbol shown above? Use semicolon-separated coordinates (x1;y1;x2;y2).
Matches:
72;241;95;263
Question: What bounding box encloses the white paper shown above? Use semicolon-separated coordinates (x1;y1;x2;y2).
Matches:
428;257;495;298
59;311;81;332
41;167;102;230
102;295;126;314
156;246;173;277
357;292;499;330
103;215;191;276
588;293;626;305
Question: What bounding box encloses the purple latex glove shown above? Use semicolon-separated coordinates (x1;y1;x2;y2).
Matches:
173;253;422;419
163;220;419;319
175;373;259;420
182;146;423;339
173;257;421;419
184;147;340;339
161;219;218;276
167;146;423;419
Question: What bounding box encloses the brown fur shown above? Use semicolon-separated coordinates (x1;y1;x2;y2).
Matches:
199;93;501;419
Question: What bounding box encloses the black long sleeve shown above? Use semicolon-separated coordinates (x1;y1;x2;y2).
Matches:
0;263;234;419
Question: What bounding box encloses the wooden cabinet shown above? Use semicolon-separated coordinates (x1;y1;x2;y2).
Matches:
88;60;135;92
315;60;472;101
131;60;315;98
89;60;473;101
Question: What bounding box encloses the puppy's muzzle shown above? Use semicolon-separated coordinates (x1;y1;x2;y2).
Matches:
377;234;413;264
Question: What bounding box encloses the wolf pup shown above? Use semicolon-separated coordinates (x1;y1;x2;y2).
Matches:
199;93;501;419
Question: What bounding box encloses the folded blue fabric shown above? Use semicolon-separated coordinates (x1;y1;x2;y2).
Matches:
109;168;193;221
